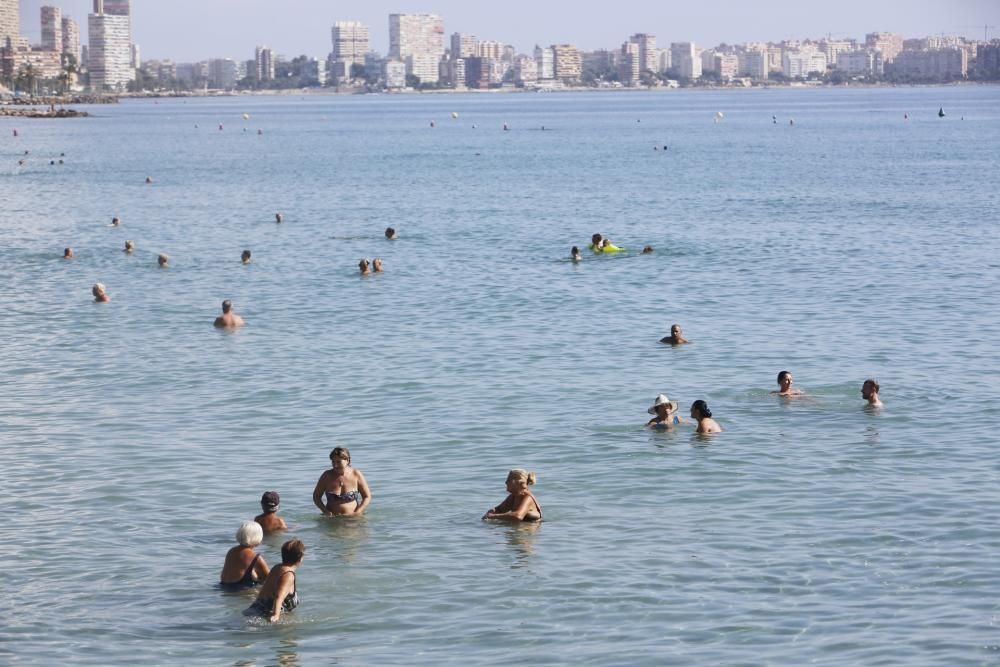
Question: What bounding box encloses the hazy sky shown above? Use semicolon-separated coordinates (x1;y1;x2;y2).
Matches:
19;0;1000;62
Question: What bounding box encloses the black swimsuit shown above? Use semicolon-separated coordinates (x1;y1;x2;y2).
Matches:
220;554;260;591
247;570;299;617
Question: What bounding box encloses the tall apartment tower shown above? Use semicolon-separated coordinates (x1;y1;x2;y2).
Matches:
551;44;581;81
671;42;702;79
330;21;369;81
630;33;658;73
62;16;80;61
389;13;444;83
88;0;134;91
451;33;478;59
0;0;20;47
41;6;63;51
255;46;275;81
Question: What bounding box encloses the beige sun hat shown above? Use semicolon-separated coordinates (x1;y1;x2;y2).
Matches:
647;393;679;414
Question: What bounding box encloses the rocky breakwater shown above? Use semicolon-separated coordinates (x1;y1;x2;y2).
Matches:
0;105;90;118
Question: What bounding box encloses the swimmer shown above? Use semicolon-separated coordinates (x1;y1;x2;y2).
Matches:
690;400;723;434
372;258;384;273
312;447;371;517
50;160;55;165
646;394;683;428
241;249;252;264
214;299;245;328
861;379;883;408
123;240;135;253
157;253;169;268
245;539;304;623
482;469;542;522
359;259;370;275
275;212;283;223
111;216;120;226
145;176;153;184
659;324;689;345
254;491;288;533
772;370;802;396
63;247;74;259
220;521;270;590
589;233;603;251
92;283;110;303
571;246;582;262
384;227;397;240
642;246;654;254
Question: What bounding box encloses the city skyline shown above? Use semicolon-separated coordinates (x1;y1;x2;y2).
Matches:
16;0;1000;62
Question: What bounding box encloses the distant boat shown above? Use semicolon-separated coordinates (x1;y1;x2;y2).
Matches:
938;107;946;118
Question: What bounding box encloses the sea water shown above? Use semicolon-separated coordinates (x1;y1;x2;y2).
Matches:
1;86;999;665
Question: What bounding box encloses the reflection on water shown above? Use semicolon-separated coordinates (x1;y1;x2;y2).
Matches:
504;521;541;569
318;514;371;565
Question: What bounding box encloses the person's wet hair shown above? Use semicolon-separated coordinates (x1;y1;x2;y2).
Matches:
508;469;536;486
864;379;880;392
281;539;305;565
330;446;350;464
777;370;791;383
691;400;712;419
222;299;232;313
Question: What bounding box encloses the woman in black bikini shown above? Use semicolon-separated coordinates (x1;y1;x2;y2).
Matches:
312;447;372;517
482;469;542;522
247;539;305;623
220;521;270;590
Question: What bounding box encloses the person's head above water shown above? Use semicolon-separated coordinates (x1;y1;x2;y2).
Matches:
591;233;602;246
642;245;654;254
372;258;383;272
63;247;73;259
124;240;134;253
777;371;793;390
260;490;280;513
281;538;305;566
111;216;120;226
507;468;536;490
236;520;263;547
690;400;712;419
384;227;397;240
241;249;252;264
648;393;678;415
330;446;351;466
571;246;582;260
157;254;168;267
862;379;881;405
359;259;370;273
222;299;233;313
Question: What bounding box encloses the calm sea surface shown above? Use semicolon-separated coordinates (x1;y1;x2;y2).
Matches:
2;86;1000;665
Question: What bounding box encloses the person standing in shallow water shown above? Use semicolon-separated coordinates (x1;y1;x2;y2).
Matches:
313;447;371;517
255;491;287;533
646;394;683;429
483;469;542;522
214;300;244;328
660;324;689;345
690;400;723;434
92;283;110;302
861;379;883;407
246;539;304;623
220;521;270;590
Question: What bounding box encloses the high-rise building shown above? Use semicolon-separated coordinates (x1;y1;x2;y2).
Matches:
865;32;904;62
514;55;536;84
451;33;478;59
331;21;369;81
978;43;1000;79
0;0;19;46
836;50;883;77
478;40;505;60
551;44;581;81
820;39;855;66
534;45;554;80
62;17;80;61
619;41;640;85
254;46;274;81
629;33;658;73
782;50;827;77
670;42;701;79
389;13;444;83
88;7;133;91
41;6;63;51
739;48;768;80
102;0;130;17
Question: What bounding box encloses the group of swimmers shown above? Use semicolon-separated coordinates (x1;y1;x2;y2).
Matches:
646;326;883;434
65;213;395;315
220;446;538;622
571;233;655;261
